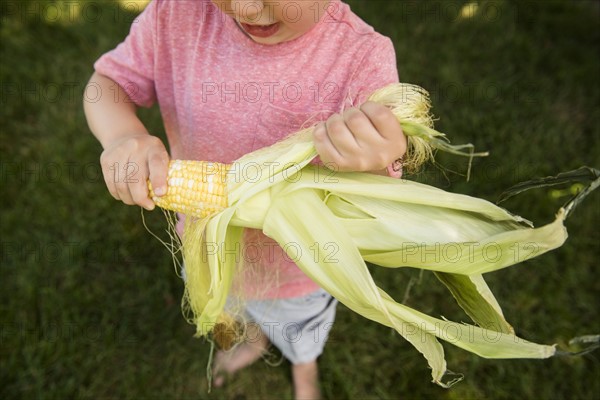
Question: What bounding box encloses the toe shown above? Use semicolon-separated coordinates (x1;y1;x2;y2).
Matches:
213;374;225;388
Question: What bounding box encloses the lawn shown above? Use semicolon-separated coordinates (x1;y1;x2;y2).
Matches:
1;0;599;399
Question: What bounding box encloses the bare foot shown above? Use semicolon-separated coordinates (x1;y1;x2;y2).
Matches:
212;324;269;387
292;361;321;400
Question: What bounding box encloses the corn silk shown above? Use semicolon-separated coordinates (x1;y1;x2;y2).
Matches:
148;83;593;387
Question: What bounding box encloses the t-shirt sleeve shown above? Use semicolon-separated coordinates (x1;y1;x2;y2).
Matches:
93;0;159;108
345;36;399;107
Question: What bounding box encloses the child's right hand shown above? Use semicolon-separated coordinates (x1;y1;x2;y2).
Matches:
99;133;169;210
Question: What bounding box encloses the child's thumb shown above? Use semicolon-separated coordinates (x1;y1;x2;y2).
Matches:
148;151;170;197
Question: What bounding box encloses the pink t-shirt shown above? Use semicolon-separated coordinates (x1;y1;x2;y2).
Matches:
95;0;399;299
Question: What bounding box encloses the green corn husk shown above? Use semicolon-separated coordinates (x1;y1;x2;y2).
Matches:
154;83;593;387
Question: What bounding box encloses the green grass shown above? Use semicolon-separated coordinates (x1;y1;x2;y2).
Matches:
1;0;599;398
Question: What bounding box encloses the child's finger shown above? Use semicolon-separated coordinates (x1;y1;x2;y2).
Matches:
342;107;380;148
101;163;120;201
360;101;404;142
100;151;124;201
128;158;155;210
323;114;348;156
148;150;169;198
113;158;138;206
313;122;332;154
325;113;367;171
313;121;344;170
114;182;134;206
100;155;135;205
360;101;407;164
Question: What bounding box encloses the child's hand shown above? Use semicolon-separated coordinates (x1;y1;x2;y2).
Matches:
313;101;407;173
99;134;169;210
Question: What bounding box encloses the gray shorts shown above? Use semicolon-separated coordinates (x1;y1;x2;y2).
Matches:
181;265;337;364
237;288;338;364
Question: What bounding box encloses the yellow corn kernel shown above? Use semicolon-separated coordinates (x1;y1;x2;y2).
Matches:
148;160;230;218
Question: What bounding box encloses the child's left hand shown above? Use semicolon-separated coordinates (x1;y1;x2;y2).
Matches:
313;101;407;173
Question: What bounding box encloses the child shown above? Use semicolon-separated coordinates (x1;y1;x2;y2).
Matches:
84;1;406;398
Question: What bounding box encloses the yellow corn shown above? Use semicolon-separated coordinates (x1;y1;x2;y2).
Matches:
148;160;230;218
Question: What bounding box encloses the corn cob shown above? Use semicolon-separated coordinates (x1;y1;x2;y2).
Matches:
148;160;231;218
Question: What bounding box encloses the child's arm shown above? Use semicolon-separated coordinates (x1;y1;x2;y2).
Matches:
313;101;407;174
83;72;169;210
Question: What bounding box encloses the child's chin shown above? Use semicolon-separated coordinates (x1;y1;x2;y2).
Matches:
251;31;300;45
250;36;284;45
